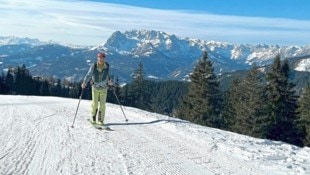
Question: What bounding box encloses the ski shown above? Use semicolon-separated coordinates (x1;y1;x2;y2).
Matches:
87;119;113;131
87;119;103;129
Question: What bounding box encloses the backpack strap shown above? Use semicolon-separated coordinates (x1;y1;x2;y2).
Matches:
93;62;97;71
105;62;110;70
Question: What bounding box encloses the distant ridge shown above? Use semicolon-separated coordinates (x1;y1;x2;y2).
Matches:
0;30;310;83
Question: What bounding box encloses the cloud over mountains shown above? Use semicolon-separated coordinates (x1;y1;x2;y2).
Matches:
1;0;310;46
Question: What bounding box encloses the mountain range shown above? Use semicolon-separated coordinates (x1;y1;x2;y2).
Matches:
0;30;310;83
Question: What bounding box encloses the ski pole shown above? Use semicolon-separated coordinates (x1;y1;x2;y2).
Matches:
111;85;128;122
71;88;84;128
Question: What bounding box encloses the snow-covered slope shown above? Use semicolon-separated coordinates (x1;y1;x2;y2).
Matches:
0;95;309;175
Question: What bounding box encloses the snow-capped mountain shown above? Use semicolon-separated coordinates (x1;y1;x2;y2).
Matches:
0;36;48;46
99;30;310;80
295;57;310;72
102;30;310;69
1;30;310;83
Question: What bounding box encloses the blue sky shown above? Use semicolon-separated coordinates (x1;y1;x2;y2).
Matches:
86;0;310;20
1;0;310;46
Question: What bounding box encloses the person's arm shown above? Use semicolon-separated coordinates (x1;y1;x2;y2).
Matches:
81;64;94;88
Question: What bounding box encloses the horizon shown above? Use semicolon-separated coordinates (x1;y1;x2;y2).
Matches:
1;0;310;46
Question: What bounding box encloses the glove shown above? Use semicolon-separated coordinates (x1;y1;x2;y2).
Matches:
108;80;113;86
81;83;86;89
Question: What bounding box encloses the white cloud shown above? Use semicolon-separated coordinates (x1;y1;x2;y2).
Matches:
1;0;310;46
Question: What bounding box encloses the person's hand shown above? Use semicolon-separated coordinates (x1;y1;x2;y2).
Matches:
81;83;86;89
108;80;113;86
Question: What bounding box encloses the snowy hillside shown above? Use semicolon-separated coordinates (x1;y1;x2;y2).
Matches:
0;95;309;175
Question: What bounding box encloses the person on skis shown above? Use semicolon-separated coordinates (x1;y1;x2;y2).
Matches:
81;52;112;125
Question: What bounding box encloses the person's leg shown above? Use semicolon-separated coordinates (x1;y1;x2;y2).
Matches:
91;87;99;122
98;88;108;124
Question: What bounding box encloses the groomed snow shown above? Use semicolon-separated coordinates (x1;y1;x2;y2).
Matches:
0;95;309;175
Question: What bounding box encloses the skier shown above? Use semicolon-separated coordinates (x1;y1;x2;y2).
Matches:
81;52;112;125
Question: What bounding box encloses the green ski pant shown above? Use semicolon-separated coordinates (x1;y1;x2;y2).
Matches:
91;87;108;117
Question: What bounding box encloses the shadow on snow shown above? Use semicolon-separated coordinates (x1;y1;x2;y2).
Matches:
105;118;188;126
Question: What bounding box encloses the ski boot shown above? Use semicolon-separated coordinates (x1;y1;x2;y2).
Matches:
90;115;96;124
90;109;97;124
97;111;104;125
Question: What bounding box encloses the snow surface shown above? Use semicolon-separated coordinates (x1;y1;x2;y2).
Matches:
0;95;309;175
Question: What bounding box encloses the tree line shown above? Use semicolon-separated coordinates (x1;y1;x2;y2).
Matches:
117;53;310;147
0;63;186;116
0;52;309;147
176;52;310;147
0;64;80;97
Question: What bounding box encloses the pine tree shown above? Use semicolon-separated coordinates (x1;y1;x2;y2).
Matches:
265;55;303;146
41;80;50;96
150;80;187;115
127;62;151;110
177;52;222;127
224;65;267;137
5;68;15;94
0;73;4;94
298;85;310;146
1;71;10;94
14;65;34;95
121;84;130;106
222;79;241;130
50;79;62;96
33;78;43;95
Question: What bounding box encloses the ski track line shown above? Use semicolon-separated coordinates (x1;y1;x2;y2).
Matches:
1;105;41;174
0;105;14;159
104;112;214;175
105;128;180;175
0;98;69;175
155;121;263;175
0;105;17;174
124;110;264;175
54;102;131;175
65;125;129;175
157;123;263;175
22;104;61;175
